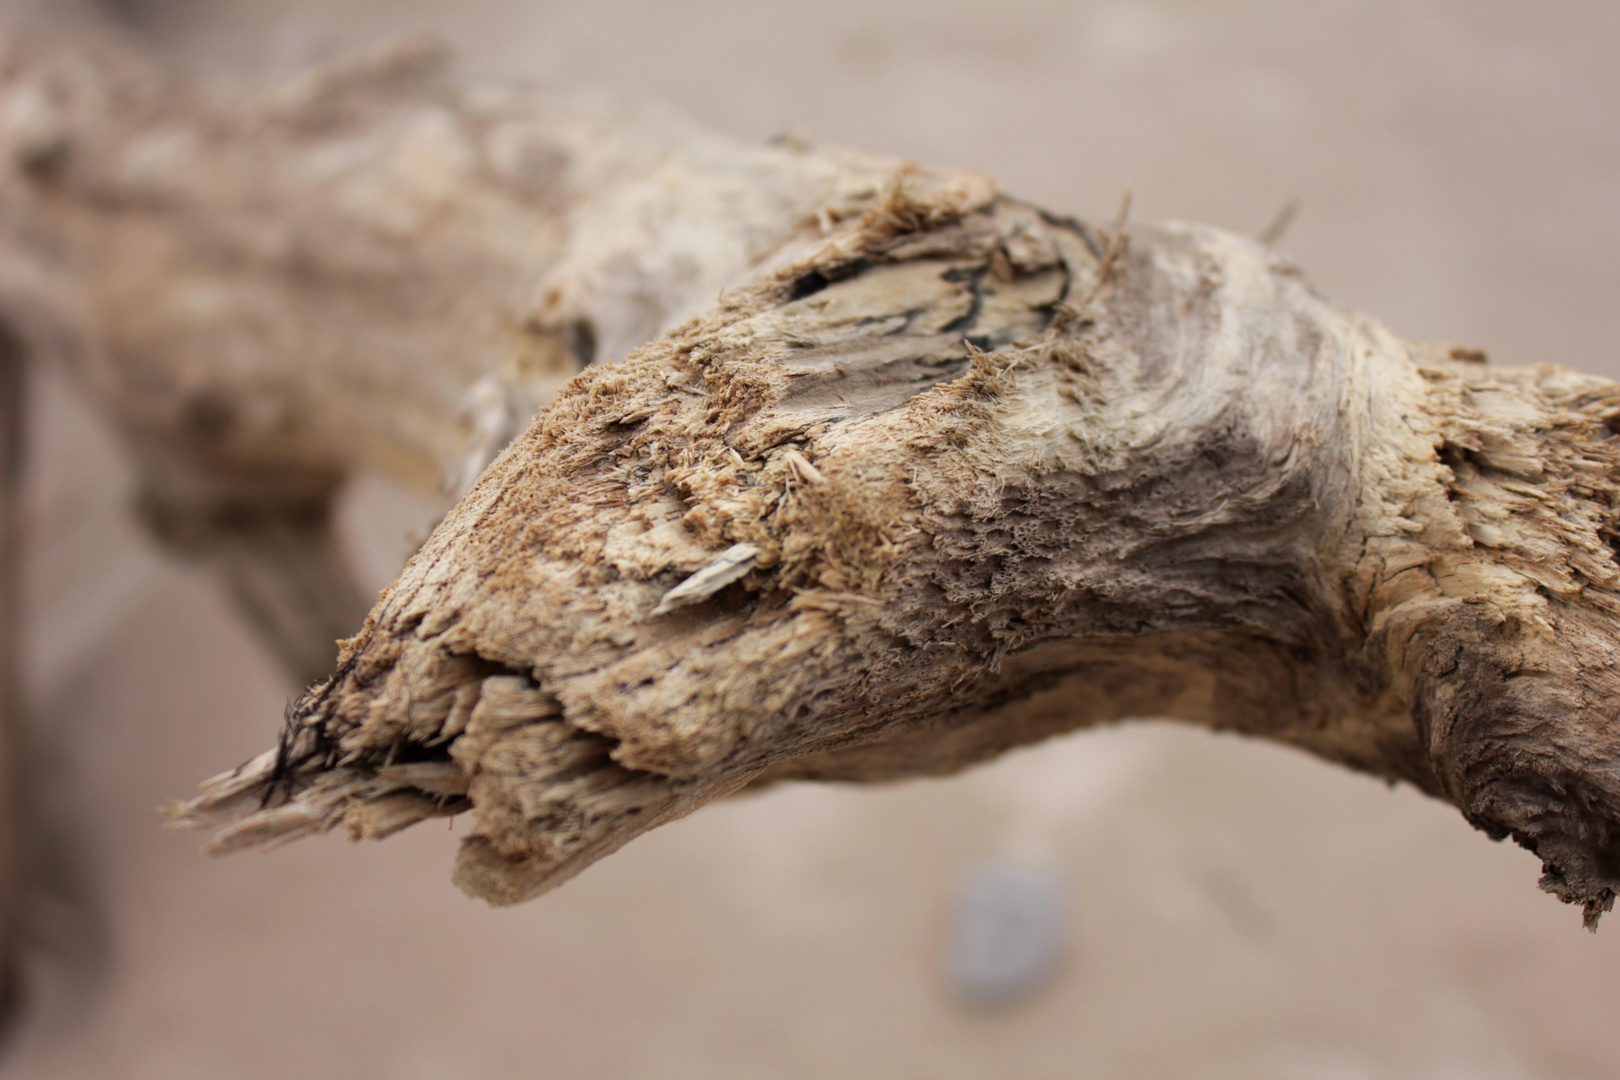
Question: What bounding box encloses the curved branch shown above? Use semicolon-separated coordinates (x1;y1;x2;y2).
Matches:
174;174;1620;927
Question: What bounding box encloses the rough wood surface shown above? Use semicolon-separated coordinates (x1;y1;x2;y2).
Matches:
7;11;1620;927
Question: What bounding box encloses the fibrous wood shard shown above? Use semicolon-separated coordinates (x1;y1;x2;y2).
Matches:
651;543;762;616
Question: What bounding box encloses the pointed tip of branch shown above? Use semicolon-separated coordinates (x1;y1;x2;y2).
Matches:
163;748;280;834
164;747;469;855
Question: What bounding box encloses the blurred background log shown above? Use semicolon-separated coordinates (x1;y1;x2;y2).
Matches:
0;1;907;686
0;312;23;1033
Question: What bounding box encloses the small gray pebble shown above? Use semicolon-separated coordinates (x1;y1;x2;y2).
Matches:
946;860;1065;1008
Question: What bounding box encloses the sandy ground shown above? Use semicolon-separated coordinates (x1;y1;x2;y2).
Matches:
6;2;1620;1077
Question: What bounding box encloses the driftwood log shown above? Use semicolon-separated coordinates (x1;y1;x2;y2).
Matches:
7;10;1620;929
0;10;890;684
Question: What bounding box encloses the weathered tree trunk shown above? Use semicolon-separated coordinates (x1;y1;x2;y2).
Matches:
7;10;1620;927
